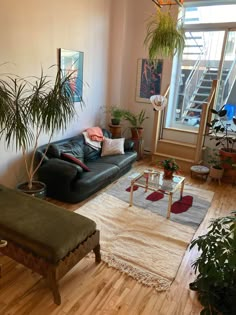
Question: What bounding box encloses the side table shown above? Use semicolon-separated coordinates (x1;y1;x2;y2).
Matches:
190;165;209;180
130;138;144;161
109;124;122;138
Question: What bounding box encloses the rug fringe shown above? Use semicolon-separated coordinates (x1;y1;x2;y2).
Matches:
102;253;171;291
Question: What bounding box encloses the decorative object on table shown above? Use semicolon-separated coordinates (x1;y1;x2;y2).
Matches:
124;109;149;139
158;158;180;178
59;48;84;102
136;59;163;102
144;1;185;59
190;165;209;181
0;67;83;197
206;106;236;183
189;212;236;315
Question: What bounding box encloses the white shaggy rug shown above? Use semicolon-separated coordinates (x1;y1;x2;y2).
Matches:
75;192;198;291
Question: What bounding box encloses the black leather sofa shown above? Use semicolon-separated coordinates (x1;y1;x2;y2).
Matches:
36;129;137;203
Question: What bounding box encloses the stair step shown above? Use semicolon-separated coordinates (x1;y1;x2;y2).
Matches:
185;45;203;48
183;52;203;55
196;85;211;89
201;79;213;82
193;92;209;97
184;108;202;113
185;36;202;40
158;139;197;149
189;100;206;104
153;153;195;164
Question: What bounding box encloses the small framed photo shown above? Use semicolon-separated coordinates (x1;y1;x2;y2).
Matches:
135;59;163;103
59;48;84;102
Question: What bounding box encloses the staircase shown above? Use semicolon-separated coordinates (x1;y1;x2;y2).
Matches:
182;68;229;126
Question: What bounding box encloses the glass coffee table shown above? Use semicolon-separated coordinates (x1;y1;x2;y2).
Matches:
129;170;185;219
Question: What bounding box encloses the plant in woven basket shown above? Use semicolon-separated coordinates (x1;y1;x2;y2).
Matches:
144;8;185;59
189;212;236;315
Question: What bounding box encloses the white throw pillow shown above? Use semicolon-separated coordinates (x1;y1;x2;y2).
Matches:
101;137;125;156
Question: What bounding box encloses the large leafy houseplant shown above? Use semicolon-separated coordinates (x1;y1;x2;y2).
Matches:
207;107;236;153
0;68;82;192
144;8;185;59
189;212;236;315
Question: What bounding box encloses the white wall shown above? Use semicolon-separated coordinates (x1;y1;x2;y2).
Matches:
109;0;174;153
0;0;111;187
0;0;175;187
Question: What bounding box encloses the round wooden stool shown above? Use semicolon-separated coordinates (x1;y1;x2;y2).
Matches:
190;165;210;180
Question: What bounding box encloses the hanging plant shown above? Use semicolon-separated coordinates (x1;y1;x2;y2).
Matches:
144;8;185;58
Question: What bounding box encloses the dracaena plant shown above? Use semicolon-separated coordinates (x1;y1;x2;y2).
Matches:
0;68;83;190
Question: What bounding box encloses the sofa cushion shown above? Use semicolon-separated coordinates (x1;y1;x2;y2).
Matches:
101;137;125;157
73;162;119;192
97;152;137;169
61;153;91;172
47;142;85;162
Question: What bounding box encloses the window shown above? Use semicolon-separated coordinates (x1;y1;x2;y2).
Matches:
166;2;236;133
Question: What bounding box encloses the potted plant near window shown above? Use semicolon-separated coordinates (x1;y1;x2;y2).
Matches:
124;109;149;139
207;148;224;182
189;212;236;315
206;106;236;182
0;68;82;198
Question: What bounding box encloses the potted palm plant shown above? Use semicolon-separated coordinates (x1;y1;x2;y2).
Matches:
189;212;236;315
0;68;83;198
124;109;149;139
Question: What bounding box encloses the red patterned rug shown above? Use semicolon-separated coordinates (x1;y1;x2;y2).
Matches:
107;177;214;229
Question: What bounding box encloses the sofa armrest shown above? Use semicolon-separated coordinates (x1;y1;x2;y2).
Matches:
38;158;82;185
124;139;135;151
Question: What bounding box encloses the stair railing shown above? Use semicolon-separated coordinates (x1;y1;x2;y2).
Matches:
194;79;217;163
219;58;236;107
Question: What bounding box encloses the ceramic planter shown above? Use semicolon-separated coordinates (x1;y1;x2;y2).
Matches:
17;181;46;199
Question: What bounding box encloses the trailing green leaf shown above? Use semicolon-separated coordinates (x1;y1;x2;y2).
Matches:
144;8;185;59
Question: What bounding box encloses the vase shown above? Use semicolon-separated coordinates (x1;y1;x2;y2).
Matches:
163;169;174;179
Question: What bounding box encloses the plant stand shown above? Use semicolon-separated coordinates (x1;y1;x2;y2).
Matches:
209;167;224;185
109;124;122;138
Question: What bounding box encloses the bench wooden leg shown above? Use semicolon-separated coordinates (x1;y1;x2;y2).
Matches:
93;244;101;263
47;268;61;305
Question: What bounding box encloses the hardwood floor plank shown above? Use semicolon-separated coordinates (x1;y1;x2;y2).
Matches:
0;158;234;314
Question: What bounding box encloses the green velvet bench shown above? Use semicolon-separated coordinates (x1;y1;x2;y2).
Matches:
0;185;101;305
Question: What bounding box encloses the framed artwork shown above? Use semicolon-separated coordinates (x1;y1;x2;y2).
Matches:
59;48;84;102
135;59;163;103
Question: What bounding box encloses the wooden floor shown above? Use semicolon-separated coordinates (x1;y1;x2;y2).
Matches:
0;158;235;315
